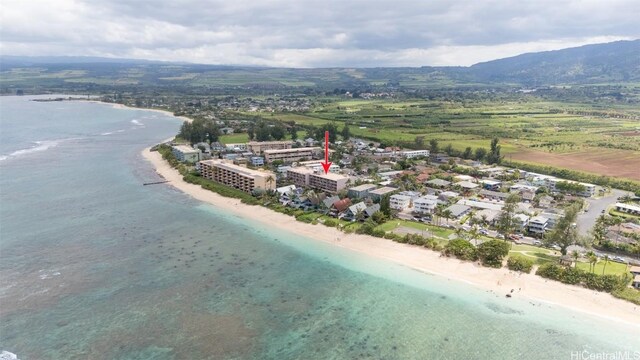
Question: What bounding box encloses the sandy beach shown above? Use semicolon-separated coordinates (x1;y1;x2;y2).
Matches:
142;146;640;327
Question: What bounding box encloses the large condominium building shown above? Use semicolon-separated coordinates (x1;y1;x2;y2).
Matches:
264;147;320;163
309;172;348;193
287;166;349;193
247;141;294;154
172;145;201;163
402;150;430;158
298;159;340;173
199;159;276;193
287;167;315;187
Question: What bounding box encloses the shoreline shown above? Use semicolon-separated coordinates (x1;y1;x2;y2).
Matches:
142;146;640;327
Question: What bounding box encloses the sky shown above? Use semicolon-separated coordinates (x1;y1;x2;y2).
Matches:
1;0;639;67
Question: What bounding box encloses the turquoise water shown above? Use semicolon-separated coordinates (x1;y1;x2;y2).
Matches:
0;96;637;359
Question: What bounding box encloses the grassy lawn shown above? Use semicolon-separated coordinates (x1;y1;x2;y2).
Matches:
376;220;455;238
219;133;249;144
575;260;629;276
508;244;559;265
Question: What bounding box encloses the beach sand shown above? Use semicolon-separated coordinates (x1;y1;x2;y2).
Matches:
142;146;640;327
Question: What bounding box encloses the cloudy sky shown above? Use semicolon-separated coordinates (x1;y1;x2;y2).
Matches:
1;0;638;67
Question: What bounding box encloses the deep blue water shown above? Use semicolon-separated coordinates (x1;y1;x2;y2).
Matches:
0;96;637;359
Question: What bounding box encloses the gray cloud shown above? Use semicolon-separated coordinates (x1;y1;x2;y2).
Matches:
1;0;638;66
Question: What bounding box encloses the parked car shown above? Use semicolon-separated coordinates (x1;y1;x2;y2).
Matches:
496;234;505;239
533;240;542;246
612;256;626;263
479;229;489;235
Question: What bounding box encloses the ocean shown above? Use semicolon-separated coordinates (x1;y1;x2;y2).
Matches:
0;95;637;359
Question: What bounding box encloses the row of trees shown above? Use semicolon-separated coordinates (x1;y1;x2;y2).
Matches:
178;119;220;144
425;138;500;164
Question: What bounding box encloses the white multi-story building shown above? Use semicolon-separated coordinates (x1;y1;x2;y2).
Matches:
413;195;438;214
390;194;412;210
545;178;596;197
247;141;293;154
172;145;201;163
528;216;549;235
402;150;430;158
264;147;320;163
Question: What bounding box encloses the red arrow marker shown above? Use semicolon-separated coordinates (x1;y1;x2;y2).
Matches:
321;130;332;174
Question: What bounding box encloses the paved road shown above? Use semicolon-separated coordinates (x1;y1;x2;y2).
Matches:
576;189;630;236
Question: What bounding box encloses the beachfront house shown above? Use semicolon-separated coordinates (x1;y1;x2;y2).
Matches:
413;195;438;215
390;194;412;211
320;195;340;214
343;202;368;222
172;145;201;163
330;198;352;217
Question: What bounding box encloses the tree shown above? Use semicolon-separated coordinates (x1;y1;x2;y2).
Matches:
380;195;391;217
486;138;502;164
314;123;339;143
477;240;510;268
496;193;520;239
444;239;478;261
341;122;351;140
414;136;425;148
429;139;439;154
544;203;580;255
462;147;473;159
571;250;580;267
371;211;387;225
474;147;487;162
289;125;298;141
247;125;255;140
586;251;597;273
441;209;453;226
591;215;608;245
270;124;286;140
255;122;271;141
602;255;610;275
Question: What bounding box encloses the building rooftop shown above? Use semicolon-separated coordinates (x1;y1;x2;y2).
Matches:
264;147;319;154
369;186;397;195
312;172;349;181
200;159;274;179
455;181;479;189
172;145;198;153
426;179;451;187
445;204;471;217
349;184;378;191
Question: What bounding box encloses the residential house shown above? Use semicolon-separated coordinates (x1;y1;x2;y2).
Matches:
250;156;265;166
480;179;502;191
455;181;479;191
474;209;500;226
368;187;398;202
413;195;438;215
172;145;201;163
348;184;378;199
528;216;549;236
538;195;554;209
390;194;412;211
364;204;381;219
320;195;340;214
330;198;352;217
344;202;368;221
444;204;471;219
438;191;460;203
426;179;451;188
513;214;530;233
478;190;509;202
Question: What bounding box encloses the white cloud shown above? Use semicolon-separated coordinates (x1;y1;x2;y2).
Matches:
1;0;638;67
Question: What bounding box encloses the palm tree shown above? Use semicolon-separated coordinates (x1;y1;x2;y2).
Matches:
571;250;580;268
602;255;610;275
469;224;480;246
265;175;275;191
586;251;597;273
442;209;453;226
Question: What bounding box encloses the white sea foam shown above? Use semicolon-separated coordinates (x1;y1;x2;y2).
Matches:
38;269;61;280
0;139;65;161
0;350;19;360
131;119;144;126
